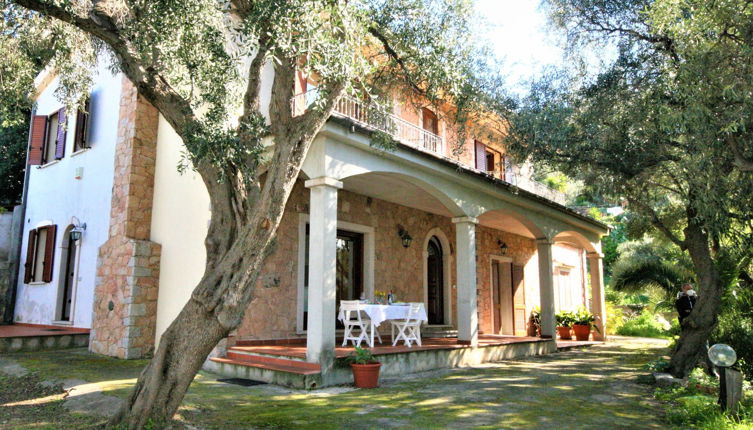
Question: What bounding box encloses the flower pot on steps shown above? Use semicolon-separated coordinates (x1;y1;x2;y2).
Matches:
572;324;591;341
557;326;572;340
351;362;381;388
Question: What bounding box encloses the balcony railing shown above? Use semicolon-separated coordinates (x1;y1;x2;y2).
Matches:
292;91;568;206
292;92;444;154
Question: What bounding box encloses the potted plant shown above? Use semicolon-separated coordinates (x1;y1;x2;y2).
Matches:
346;346;381;388
555;310;575;340
572;307;599;341
529;306;542;337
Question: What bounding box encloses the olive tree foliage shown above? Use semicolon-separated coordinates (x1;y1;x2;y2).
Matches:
504;0;753;378
4;0;492;427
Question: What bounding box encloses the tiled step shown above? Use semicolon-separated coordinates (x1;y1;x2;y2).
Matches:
207;352;323;389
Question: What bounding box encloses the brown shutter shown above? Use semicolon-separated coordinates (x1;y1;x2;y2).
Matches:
55;108;67;159
474;140;487;171
74;99;90;150
23;229;37;283
28;116;47;166
41;224;57;283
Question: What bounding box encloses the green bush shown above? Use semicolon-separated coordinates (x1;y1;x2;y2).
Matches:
616;310;672;339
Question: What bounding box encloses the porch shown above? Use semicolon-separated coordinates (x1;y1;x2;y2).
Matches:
0;323;90;353
207;335;556;389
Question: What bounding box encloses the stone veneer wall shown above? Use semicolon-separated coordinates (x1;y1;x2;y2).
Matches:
90;78;162;359
234;179;547;340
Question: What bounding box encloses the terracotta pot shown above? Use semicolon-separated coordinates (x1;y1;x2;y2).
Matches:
572;324;591;341
557;326;572;340
351;362;381;388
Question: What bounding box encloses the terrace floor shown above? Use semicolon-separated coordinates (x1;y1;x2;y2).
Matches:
0;323;90;338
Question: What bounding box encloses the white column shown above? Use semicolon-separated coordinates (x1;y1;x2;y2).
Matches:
587;252;607;341
537;239;556;338
453;216;478;346
305;177;342;371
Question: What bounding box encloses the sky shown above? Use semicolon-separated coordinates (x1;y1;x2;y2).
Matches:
473;0;564;93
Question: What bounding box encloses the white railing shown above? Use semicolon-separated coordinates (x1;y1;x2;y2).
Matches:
292;91;567;205
504;167;568;205
292;92;444;154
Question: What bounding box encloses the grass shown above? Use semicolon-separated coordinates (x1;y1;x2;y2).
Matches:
654;369;753;430
0;338;672;429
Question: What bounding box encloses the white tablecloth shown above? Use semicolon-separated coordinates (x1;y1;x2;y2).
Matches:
338;303;428;327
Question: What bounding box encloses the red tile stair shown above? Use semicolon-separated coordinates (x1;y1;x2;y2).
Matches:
207;347;323;389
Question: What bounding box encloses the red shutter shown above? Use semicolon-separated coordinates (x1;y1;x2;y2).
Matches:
42;225;57;283
474;140;487;171
28;116;47;166
55;108;67;159
23;229;37;283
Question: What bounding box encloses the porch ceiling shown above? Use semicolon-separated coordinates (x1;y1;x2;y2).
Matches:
477;212;537;239
341;172;454;218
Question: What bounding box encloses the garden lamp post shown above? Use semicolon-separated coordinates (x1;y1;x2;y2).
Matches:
708;343;743;413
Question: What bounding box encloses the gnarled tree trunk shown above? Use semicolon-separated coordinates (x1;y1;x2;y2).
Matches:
668;223;723;378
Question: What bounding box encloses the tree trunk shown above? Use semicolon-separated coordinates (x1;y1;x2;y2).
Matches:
109;298;228;429
668;223;723;379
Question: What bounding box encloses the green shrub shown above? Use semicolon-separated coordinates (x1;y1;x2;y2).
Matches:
616;310;672;339
606;302;624;335
712;286;753;382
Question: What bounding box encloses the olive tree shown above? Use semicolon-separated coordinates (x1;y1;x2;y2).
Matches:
505;0;753;378
3;0;490;427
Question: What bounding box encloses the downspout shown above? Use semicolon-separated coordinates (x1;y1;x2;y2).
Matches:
2;107;35;324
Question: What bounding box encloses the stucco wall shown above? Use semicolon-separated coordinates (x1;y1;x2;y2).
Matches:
14;60;123;327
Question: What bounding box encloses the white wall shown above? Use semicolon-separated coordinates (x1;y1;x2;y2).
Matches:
150;115;211;342
14;60;123;327
0;212;14;261
552;243;586;312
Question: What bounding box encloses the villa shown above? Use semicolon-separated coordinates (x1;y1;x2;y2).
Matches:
9;57;609;387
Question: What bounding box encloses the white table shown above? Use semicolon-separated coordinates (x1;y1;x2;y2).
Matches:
338;303;428;347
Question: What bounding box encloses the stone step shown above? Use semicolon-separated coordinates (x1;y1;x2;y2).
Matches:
0;333;89;353
420;325;458;338
207;353;322;389
228;346;309;362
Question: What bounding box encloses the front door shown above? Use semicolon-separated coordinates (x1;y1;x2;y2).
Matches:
426;236;444;324
492;260;513;335
60;235;77;321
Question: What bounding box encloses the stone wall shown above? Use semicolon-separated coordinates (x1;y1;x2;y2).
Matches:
90;78;161;359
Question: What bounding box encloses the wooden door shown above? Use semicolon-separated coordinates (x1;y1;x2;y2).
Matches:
512;265;526;336
492;260;513;335
427;236;444;325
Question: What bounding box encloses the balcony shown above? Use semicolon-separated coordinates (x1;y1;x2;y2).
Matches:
292;92;568;206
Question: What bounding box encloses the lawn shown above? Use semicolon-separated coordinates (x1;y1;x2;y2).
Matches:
1;337;672;429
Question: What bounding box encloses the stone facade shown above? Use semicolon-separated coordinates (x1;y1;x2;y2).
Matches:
90;78;161;359
233;178;578;341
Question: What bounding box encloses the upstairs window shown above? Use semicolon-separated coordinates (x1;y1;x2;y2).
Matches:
23;224;57;283
73;98;91;152
474;140;503;177
422;108;439;135
29;109;67;165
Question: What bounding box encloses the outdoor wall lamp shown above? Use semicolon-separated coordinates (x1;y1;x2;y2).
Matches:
70;216;87;241
497;240;508;255
397;225;413;248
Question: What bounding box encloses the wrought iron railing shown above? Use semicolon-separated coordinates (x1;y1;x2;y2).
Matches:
292;92;444;154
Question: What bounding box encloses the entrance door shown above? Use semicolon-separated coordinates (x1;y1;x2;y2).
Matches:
512;265;526;336
426;236;444;324
303;227;364;331
492;260;513;335
60;234;77;321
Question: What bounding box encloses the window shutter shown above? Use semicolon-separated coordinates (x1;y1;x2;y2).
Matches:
474;140;487;171
42;224;57;283
74;99;90;150
23;229;37;283
28;116;47;166
55;108;67;159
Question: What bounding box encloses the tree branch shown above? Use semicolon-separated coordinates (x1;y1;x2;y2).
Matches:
368;26;423;95
628;197;687;249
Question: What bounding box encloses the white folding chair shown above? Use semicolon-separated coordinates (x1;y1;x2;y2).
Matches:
340;300;382;347
390;302;423;347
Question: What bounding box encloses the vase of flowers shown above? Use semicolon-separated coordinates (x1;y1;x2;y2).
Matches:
346;347;381;388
